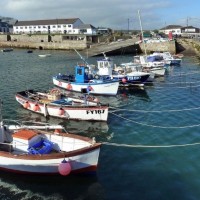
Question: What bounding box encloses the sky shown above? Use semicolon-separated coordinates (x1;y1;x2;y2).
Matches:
1;0;200;30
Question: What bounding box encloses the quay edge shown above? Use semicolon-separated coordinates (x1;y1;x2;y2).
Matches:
0;34;188;57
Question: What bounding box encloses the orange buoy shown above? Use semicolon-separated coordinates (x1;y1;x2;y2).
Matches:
58;107;65;115
33;104;40;111
66;83;72;90
54;129;62;134
23;101;30;109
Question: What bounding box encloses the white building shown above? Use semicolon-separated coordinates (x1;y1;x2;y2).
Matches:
159;25;183;36
13;18;88;34
74;24;97;35
181;26;200;36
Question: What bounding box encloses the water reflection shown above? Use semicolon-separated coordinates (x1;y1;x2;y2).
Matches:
0;171;104;200
118;87;151;102
14;110;112;143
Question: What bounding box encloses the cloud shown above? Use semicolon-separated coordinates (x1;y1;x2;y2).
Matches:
1;0;199;30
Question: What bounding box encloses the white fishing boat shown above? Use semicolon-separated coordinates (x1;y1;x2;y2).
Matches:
38;54;51;58
133;55;166;77
15;89;109;121
152;51;182;66
0;117;101;175
94;53;150;87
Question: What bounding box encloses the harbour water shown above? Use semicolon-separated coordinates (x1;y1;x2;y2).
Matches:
0;49;200;199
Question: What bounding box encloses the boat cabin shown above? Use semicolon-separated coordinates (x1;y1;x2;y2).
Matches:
75;65;90;83
97;57;114;76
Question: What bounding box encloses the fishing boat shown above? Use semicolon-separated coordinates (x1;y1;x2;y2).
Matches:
27;50;33;53
134;55;166;77
0;118;101;175
53;65;119;96
94;53;150;87
1;48;13;52
152;52;182;66
15;89;109;121
38;54;51;58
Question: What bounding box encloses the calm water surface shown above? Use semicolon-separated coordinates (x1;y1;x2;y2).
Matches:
0;49;200;199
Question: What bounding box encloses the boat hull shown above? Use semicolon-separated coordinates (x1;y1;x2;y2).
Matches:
113;74;150;86
0;143;101;175
52;76;119;96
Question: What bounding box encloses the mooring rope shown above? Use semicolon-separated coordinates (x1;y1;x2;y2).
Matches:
145;83;200;89
110;112;200;129
109;105;200;113
170;71;200;76
102;141;200;148
152;79;200;85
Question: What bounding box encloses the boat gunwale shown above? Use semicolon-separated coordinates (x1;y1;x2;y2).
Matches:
53;76;119;85
0;143;101;159
0;128;101;160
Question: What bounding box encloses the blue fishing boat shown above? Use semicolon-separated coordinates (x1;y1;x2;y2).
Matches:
53;65;119;96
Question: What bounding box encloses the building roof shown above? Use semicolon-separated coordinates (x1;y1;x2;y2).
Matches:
14;18;81;26
160;25;183;30
76;24;96;29
181;26;199;29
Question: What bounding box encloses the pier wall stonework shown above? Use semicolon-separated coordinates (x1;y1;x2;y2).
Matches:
0;34;176;54
0;34;87;50
139;40;176;54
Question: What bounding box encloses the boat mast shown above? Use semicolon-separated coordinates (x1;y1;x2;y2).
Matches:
74;49;90;66
0;99;3;124
138;10;147;56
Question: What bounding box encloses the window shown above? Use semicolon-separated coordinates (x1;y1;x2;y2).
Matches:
38;26;41;28
52;25;56;28
58;25;61;28
43;26;46;28
77;69;82;75
68;25;71;28
63;25;66;27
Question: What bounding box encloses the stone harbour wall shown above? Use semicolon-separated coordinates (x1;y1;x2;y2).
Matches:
139;40;176;54
0;34;87;50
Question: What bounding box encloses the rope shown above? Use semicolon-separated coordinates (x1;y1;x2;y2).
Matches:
152;79;200;85
109;106;200;113
110;112;200;129
145;83;200;89
169;71;200;77
103;141;200;148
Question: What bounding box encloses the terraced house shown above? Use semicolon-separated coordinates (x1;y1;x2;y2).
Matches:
13;18;97;35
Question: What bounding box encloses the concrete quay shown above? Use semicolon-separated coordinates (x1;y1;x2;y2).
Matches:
82;39;176;57
0;34;177;57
